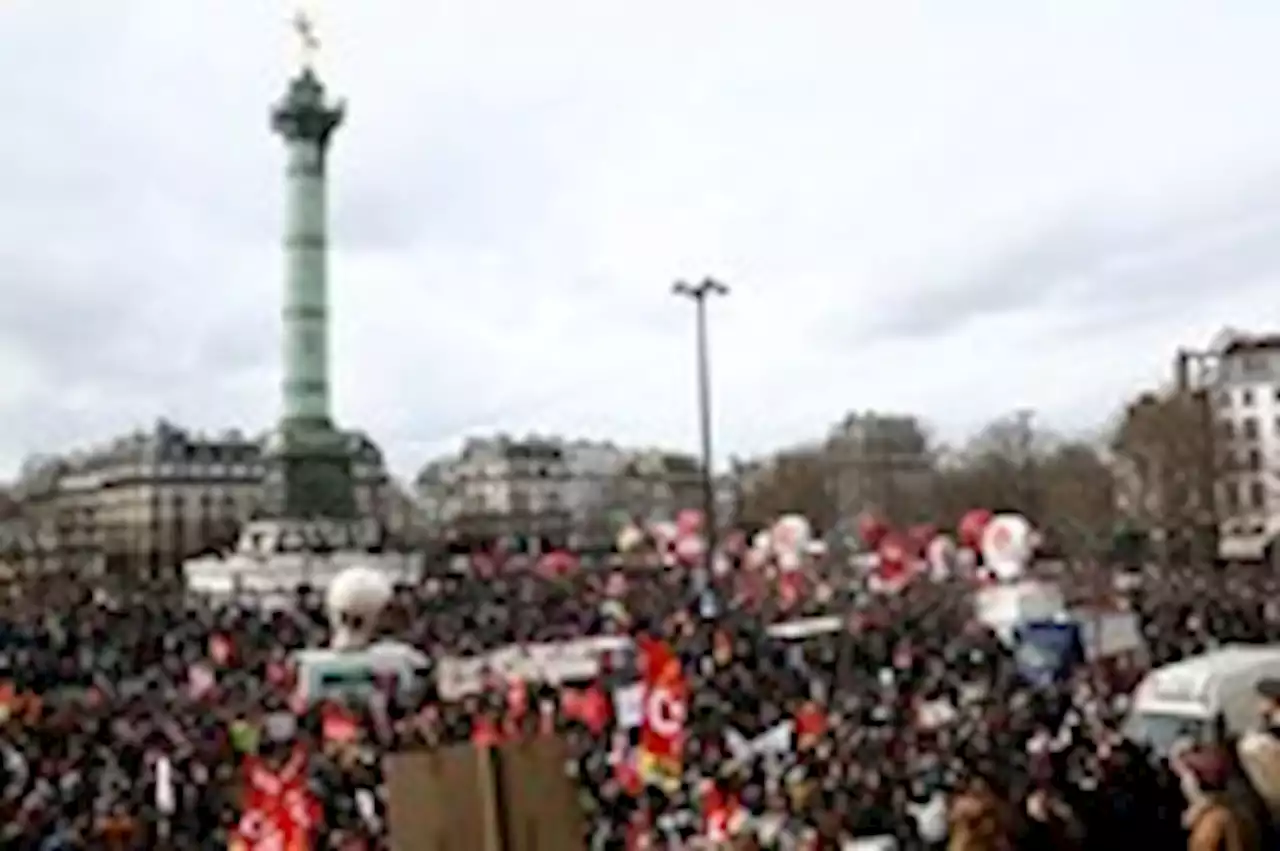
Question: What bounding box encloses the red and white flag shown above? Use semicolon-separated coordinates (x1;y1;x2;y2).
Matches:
637;637;687;790
231;748;319;851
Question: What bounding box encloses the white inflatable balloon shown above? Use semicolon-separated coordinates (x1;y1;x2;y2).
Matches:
616;524;646;553
771;514;812;557
751;530;773;554
980;513;1035;582
926;534;957;581
649;521;677;545
326;565;394;651
674;534;705;563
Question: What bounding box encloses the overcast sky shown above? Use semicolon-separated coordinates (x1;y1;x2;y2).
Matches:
2;1;1280;479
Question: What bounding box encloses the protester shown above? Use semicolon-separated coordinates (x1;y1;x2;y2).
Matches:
1236;678;1280;828
3;537;1280;849
1175;745;1263;851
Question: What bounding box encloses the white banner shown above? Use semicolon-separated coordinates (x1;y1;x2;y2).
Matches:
436;636;631;700
436;615;852;699
724;722;794;764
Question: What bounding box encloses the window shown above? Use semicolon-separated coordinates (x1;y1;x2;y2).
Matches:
1242;389;1255;407
1249;449;1263;471
1223;482;1240;513
1243;418;1260;440
1221;420;1237;440
1250;478;1267;509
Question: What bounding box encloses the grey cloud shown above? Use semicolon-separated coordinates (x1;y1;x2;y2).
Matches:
853;174;1280;344
11;0;1280;479
335;106;568;255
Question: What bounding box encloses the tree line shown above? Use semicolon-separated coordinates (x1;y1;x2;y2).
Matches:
733;395;1221;561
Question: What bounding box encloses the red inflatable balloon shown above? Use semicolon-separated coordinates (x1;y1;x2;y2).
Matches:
876;532;911;581
958;509;994;550
675;509;704;536
857;512;890;549
906;524;937;555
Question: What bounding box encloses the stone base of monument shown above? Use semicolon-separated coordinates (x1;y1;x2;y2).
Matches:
385;736;586;851
184;519;423;600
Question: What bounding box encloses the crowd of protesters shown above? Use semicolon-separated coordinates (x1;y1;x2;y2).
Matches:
2;543;1280;849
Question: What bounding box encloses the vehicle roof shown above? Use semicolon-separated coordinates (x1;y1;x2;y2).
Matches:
1142;644;1280;703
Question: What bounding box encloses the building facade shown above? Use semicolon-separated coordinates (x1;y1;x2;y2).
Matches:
1111;389;1216;562
415;435;704;549
0;516;100;578
824;411;934;525
1112;330;1280;561
10;420;391;579
1201;330;1280;558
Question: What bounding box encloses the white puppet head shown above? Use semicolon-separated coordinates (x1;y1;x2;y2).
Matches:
325;565;393;651
980;513;1036;582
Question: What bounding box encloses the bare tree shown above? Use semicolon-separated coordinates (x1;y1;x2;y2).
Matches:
932;412;1043;523
1111;389;1217;562
1038;440;1117;556
825;412;934;527
0;489;21;522
601;453;705;522
736;447;837;531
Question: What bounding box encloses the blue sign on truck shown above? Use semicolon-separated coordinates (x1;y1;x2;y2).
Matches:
1014;620;1085;685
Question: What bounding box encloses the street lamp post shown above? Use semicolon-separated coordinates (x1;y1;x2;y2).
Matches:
672;278;729;585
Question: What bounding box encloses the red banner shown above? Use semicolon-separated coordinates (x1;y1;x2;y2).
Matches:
230;749;319;851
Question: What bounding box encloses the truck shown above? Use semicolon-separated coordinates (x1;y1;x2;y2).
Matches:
1125;644;1280;756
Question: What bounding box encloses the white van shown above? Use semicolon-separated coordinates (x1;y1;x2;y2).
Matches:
1125;645;1280;755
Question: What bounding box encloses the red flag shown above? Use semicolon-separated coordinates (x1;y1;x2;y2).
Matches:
702;781;744;843
321;704;359;745
795;701;828;745
562;685;611;735
638;640;686;787
233;749;319;851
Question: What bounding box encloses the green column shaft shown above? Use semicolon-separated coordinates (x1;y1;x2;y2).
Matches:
283;137;331;425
